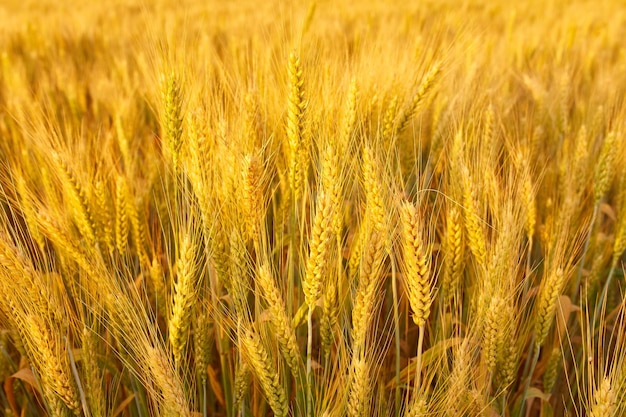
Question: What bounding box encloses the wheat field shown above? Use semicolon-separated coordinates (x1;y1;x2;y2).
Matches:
0;0;625;416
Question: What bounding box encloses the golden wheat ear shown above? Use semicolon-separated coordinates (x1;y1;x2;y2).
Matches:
239;326;289;417
169;231;200;367
256;263;302;376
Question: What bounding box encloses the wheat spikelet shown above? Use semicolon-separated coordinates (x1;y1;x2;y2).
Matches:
240;327;289;417
193;307;213;385
228;229;250;317
256;263;301;375
184;111;204;190
303;143;341;309
14;174;45;250
445;340;472;413
395;61;442;137
483;104;495;150
150;256;168;318
495;307;518;393
286;51;307;198
303;191;334;308
291;302;309;329
590;377;616;417
593;131;617;204
554;73;569;135
184;112;217;251
35;213;97;284
340;79;359;147
534;267;566;348
321;143;342;236
23;314;81;415
114;175;129;253
93;179;115;254
351;230;386;352
146;346;191;417
405;394;428;417
161;72;184;173
0;238;54;321
361;145;386;234
241;154;263;243
382;94;399;141
347;357;370;417
127;190;149;266
460;164;487;266
320;271;338;357
169;232;199;366
613;168;626;265
482;295;507;375
399;200;433;326
43;388;73;417
1;298;27;358
81;326;105;417
234;360;251;405
442;205;464;301
543;347;561;393
211;224;231;286
52;151;96;244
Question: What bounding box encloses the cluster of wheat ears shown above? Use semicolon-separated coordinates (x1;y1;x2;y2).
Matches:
0;0;625;416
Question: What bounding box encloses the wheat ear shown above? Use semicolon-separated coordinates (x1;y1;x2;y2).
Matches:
169;232;199;367
351;230;386;353
52;151;96;244
286;51;307;198
593;131;617;204
399;200;433;327
442;205;464;301
93;179;115;253
241;154;263;243
24;314;81;415
395;61;442;137
114;175;129;253
257;263;301;376
347;357;370;417
543;347;561;393
146;346;191;417
193;307;214;385
81;326;105;417
240;327;289;417
590;377;616;417
460;164;487;266
534;267;565;348
161;72;184;173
